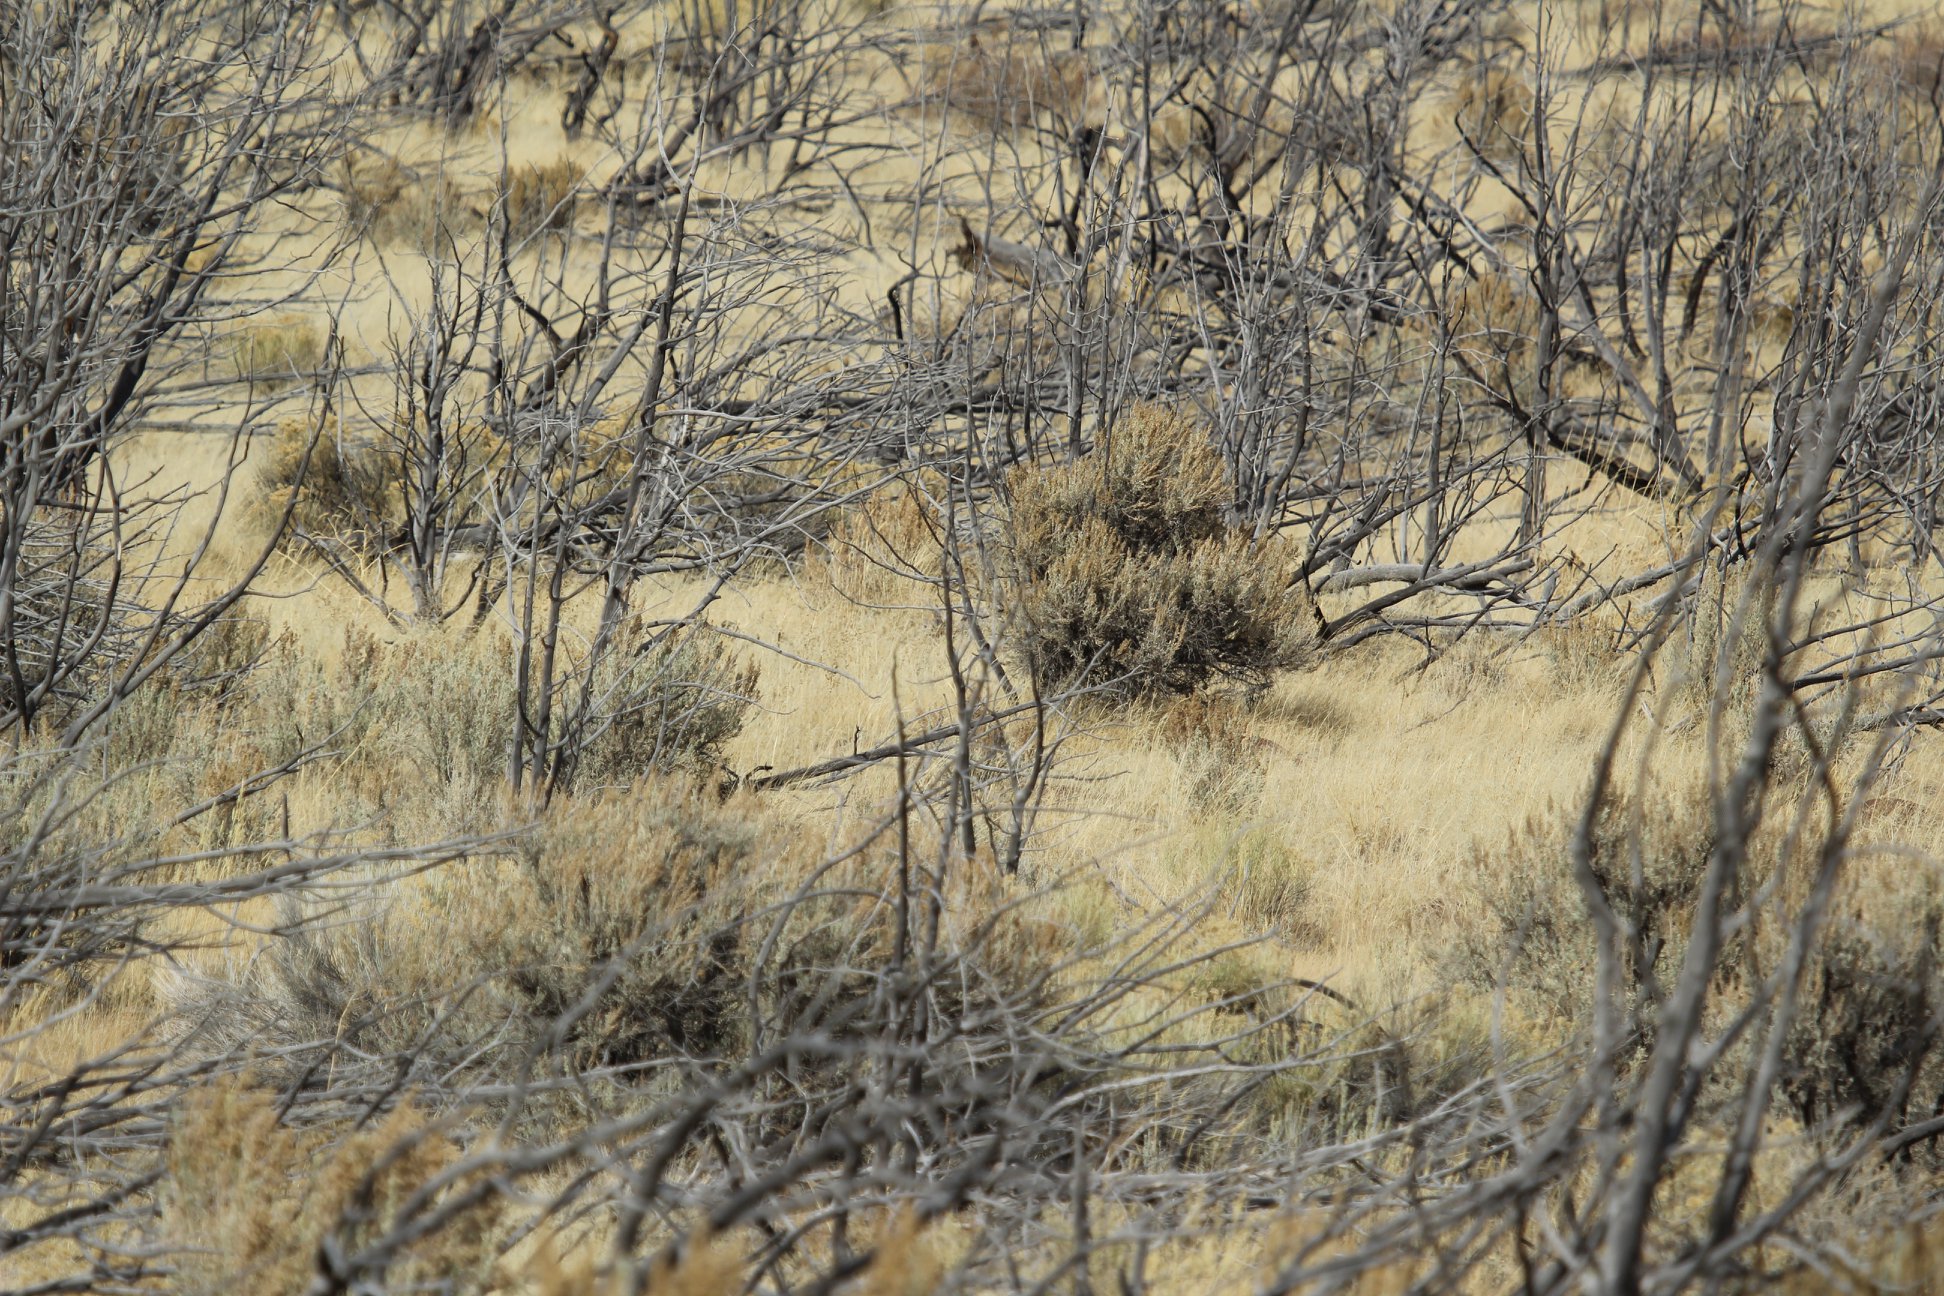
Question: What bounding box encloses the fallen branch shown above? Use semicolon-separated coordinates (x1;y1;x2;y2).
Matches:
750;698;1050;791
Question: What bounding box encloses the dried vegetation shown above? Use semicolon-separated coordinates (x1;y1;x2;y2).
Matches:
11;0;1944;1291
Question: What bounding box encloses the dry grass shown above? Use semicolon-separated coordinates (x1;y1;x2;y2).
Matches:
918;30;1092;133
17;0;1944;1287
229;316;325;387
340;151;472;249
501;159;578;243
28;433;1944;1286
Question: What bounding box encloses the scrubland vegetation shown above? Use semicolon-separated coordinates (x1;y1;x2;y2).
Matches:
10;0;1944;1289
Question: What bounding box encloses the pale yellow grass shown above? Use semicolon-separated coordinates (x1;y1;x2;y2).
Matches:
706;564;1647;1011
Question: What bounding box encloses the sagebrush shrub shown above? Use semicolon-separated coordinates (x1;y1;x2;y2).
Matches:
1783;902;1944;1140
1005;406;1313;695
1450;789;1719;1044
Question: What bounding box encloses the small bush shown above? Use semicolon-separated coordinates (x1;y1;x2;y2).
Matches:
501;160;577;243
1449;789;1718;1045
1005;406;1313;696
254;417;390;543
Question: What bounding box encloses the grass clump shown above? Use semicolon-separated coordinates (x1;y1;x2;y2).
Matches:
1005;405;1313;697
229;317;323;387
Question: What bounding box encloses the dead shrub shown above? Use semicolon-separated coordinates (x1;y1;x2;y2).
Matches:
1004;406;1313;696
